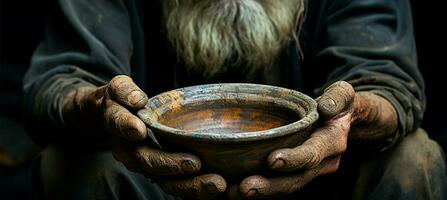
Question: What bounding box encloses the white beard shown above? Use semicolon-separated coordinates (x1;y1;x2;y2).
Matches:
163;0;305;78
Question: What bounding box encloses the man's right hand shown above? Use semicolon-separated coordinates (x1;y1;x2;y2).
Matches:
61;75;227;199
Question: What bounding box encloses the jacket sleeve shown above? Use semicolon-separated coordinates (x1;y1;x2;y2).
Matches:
310;0;425;150
23;0;133;146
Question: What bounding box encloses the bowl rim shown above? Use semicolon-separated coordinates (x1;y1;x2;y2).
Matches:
138;83;319;143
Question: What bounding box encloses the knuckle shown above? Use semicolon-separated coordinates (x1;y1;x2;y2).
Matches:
109;76;133;96
109;76;123;90
307;140;326;168
337;81;354;91
111;75;132;86
295;144;322;169
328;81;354;95
306;150;323;169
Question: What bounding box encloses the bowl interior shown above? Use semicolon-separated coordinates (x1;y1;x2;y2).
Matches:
159;100;303;134
139;84;318;141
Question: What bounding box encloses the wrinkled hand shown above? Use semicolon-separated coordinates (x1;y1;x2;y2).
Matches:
229;81;398;199
62;75;226;199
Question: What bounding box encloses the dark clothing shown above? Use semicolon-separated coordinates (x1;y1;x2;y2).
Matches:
23;0;440;199
36;129;446;200
24;0;424;150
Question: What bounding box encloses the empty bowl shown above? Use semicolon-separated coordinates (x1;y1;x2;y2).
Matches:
137;83;318;178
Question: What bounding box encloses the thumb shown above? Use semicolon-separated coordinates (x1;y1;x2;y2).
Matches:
107;75;148;110
317;81;355;118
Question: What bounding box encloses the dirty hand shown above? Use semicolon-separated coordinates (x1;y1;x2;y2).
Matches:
61;75;226;199
229;81;398;199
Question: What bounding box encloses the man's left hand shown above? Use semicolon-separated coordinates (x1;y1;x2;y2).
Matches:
228;81;398;199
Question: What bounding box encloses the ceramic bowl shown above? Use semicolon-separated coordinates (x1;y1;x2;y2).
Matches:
137;83;318;178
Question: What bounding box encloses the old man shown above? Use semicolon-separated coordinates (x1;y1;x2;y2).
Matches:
24;0;446;199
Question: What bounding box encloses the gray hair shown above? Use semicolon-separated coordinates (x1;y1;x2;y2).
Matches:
163;0;305;78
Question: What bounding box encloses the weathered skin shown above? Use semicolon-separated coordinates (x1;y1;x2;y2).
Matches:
227;81;398;199
61;75;226;199
62;77;397;199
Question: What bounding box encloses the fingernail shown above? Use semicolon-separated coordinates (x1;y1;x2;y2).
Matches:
128;91;145;105
270;159;285;169
181;159;197;173
246;189;257;198
320;98;336;111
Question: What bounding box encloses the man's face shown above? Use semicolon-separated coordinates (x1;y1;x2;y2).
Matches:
163;0;304;78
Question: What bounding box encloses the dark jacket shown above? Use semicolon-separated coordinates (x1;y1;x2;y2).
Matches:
23;0;425;149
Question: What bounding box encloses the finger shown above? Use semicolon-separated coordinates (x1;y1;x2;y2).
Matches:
104;98;147;141
111;135;143;173
159;174;227;200
107;75;148;110
317;81;355;118
134;146;201;176
268;114;351;171
239;157;340;199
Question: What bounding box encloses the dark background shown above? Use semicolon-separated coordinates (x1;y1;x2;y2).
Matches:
1;1;446;199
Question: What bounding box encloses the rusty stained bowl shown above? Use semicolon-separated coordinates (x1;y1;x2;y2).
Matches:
137;83;318;178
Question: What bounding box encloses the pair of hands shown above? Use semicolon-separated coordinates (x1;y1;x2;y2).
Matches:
62;75;398;199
